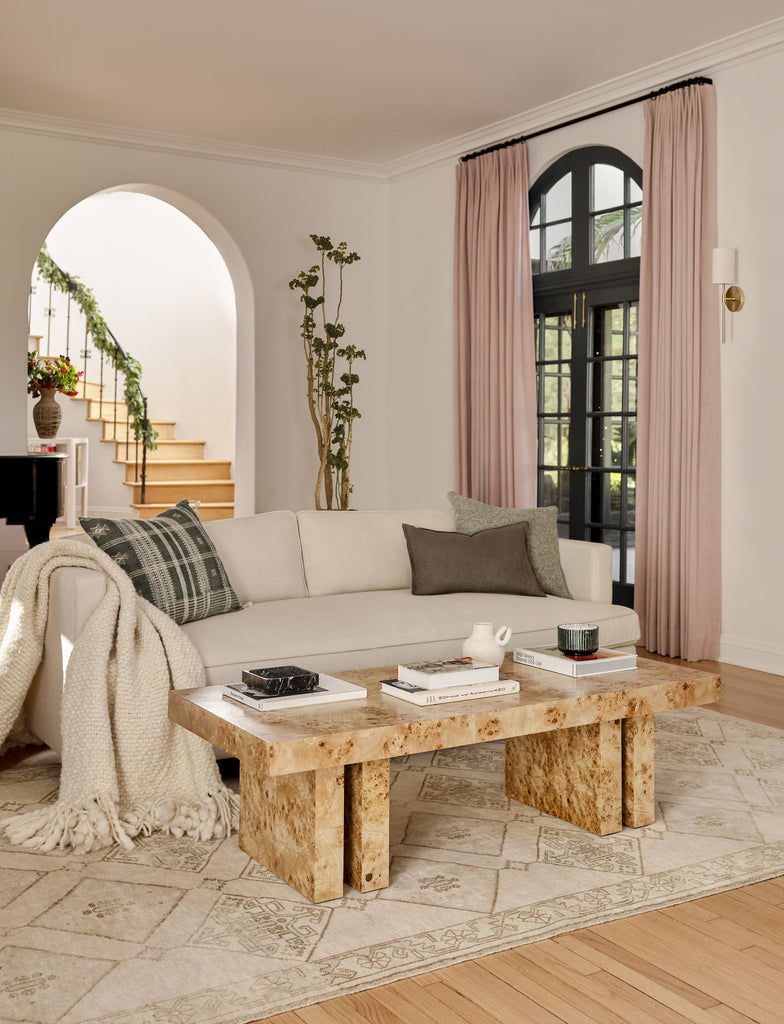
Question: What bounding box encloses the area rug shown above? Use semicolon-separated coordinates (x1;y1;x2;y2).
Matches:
2;706;783;1024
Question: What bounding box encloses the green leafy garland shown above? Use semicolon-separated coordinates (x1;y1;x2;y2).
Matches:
35;246;157;449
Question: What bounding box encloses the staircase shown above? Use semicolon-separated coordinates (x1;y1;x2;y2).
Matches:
74;380;234;521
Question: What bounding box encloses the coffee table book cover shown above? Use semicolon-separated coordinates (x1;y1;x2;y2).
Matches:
223;673;366;710
514;645;637;677
381;677;519;705
397;656;499;688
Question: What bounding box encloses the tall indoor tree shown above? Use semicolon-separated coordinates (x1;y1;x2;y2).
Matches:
290;234;365;510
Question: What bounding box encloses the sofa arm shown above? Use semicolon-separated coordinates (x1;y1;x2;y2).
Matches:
558;539;613;604
24;565;107;753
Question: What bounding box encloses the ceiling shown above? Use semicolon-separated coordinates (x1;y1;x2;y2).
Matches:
1;1;782;165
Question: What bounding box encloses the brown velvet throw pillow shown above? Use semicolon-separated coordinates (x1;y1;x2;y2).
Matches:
402;521;546;597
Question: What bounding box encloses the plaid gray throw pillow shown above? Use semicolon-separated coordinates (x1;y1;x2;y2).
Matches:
79;500;241;624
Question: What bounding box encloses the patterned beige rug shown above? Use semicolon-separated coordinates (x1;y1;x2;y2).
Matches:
2;706;783;1024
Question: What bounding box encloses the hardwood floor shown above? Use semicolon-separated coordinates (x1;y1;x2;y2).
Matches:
257;652;784;1024
2;653;781;1022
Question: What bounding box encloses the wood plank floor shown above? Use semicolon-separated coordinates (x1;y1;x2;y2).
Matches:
257;653;784;1024
2;652;781;1022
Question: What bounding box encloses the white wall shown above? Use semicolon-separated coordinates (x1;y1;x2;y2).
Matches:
0;131;390;522
385;54;784;676
714;49;784;674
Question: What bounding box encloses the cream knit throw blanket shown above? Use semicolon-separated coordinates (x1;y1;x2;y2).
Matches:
0;540;238;853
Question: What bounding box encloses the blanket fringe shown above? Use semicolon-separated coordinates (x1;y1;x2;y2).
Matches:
0;786;239;852
0;792;134;854
123;786;240;842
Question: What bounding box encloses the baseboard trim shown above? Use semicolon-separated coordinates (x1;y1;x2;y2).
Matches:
719;634;784;677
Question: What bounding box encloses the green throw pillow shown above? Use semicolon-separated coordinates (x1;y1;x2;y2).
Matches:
79;499;242;624
402;521;545;597
447;491;572;599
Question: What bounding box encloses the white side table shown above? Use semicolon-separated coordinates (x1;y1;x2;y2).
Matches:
27;436;88;528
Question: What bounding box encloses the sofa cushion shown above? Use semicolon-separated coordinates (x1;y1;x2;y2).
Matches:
402;521;545;597
297;509;455;597
181;589;641;685
79;500;241;625
204;511;307;605
448;492;572;599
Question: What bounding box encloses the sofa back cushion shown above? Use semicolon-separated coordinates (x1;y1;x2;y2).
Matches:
297;509;455;596
204;511;307;605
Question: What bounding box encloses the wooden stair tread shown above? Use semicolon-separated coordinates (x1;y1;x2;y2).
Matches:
87;417;176;425
123;478;234;486
113;458;230;467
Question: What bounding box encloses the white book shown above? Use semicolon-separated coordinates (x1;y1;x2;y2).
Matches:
223;673;366;711
381;677;519;706
397;656;499;689
513;645;637;677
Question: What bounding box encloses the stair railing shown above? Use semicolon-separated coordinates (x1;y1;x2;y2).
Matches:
29;248;156;507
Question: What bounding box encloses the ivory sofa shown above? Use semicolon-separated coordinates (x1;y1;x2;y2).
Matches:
25;508;640;752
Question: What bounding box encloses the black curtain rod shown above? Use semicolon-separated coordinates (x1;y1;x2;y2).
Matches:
460;76;713;163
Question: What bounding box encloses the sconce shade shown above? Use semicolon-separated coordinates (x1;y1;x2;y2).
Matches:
712;248;736;285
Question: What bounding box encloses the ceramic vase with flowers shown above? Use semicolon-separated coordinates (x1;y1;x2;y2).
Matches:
28;351;83;439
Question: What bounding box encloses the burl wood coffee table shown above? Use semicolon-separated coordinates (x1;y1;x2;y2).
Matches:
168;656;720;903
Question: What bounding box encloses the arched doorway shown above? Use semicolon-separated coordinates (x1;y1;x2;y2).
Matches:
29;185;254;518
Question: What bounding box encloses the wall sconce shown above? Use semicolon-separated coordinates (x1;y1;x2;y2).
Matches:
712;248;745;344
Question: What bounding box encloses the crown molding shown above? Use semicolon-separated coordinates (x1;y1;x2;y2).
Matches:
383;16;784;180
0;17;781;184
0;107;388;182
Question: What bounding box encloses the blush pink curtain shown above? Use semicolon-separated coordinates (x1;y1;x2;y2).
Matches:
636;83;721;661
454;144;537;507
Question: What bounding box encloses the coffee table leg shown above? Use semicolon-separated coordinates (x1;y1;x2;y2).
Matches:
344;759;390;892
505;720;623;835
622;714;655;827
238;764;345;903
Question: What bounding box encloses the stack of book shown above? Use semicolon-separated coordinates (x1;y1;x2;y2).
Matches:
381;657;518;705
223;666;367;711
513;645;637;676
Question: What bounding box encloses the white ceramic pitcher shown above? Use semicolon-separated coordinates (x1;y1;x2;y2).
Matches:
461;621;512;666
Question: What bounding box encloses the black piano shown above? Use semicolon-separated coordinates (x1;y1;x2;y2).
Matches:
0;453;66;547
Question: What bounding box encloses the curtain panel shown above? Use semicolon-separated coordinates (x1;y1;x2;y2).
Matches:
636;83;721;661
454;144;537;508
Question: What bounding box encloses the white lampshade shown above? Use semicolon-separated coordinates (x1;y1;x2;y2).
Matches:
712;248;736;285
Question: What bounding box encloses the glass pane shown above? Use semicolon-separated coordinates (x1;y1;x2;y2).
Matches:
544;326;560;360
540;469;559;507
600;360;625;412
543;374;560;413
602;528;622;582
531;205;541;227
629;204;642;258
590;416;623;467
561;376;571;411
592;164;624;211
627;420;637;467
629;302;638;351
542;421;559;465
593;210;625;263
557;469;570;515
544;173;571;222
530;227;541;275
594;305;624;357
626;534;636;584
627;474;636;517
545;223;572;271
628;373;637;411
628;178;642;203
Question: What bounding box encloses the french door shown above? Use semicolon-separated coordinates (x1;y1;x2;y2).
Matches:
535;285;638;606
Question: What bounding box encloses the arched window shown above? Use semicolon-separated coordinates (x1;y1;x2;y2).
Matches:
529;146;642;606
